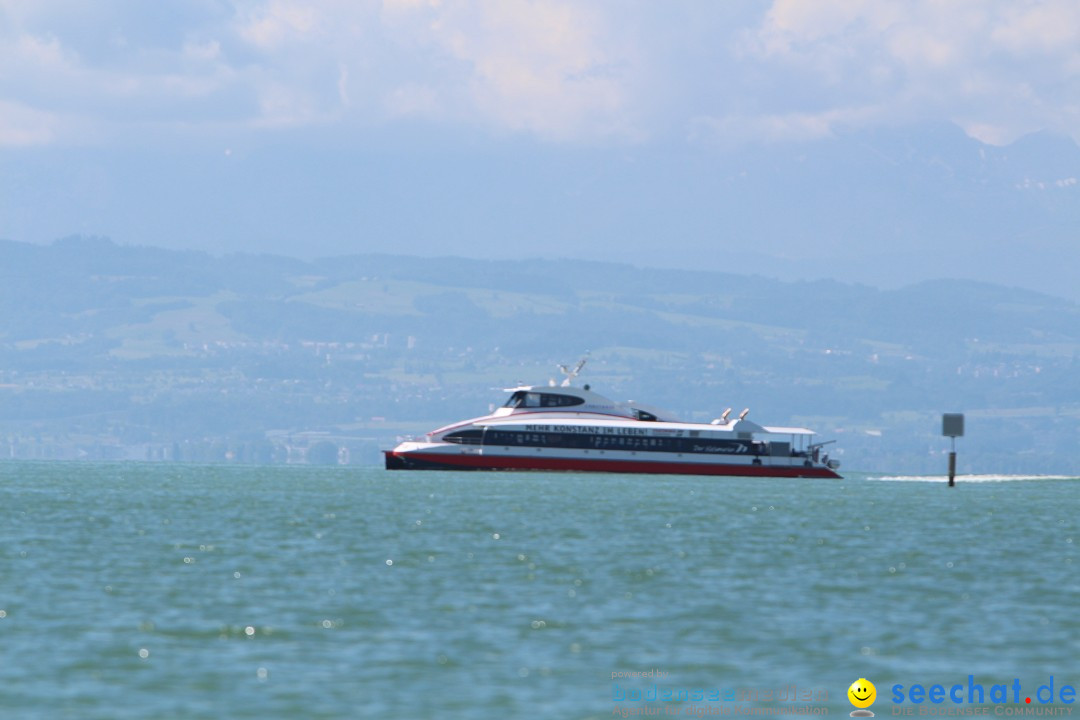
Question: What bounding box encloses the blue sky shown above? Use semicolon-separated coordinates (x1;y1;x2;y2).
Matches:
3;1;1080;294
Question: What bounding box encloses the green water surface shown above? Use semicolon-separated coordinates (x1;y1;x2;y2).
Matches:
0;464;1076;719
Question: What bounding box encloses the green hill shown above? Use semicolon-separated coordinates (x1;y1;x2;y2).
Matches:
3;237;1079;473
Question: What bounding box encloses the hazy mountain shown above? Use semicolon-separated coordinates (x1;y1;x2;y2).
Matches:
5;124;1080;301
2;237;1079;473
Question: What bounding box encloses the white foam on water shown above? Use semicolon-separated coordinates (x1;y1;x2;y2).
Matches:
870;474;1077;483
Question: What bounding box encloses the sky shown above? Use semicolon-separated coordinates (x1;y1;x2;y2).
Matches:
3;0;1080;295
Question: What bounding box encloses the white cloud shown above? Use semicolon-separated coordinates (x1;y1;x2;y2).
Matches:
690;106;879;148
0;99;60;146
3;1;1080;148
0;0;641;144
378;0;638;141
0;3;253;144
723;0;1080;145
223;0;641;139
237;1;320;50
384;83;441;118
182;39;223;63
992;2;1080;54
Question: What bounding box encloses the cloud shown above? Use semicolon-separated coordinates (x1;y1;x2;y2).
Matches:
0;0;642;145
0;2;256;144
236;1;320;50
384;83;441;119
3;1;1080;148
689;106;878;148
719;0;1080;145
378;0;637;141
0;99;60;146
0;0;640;144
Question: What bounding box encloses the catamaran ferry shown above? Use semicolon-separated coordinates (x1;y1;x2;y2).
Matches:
383;360;841;478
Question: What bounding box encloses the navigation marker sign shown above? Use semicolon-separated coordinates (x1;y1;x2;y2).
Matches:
942;413;964;487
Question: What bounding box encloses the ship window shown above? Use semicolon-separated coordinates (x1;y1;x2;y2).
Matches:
443;429;484;445
541;393;583;407
502;391;583;408
634;409;658;421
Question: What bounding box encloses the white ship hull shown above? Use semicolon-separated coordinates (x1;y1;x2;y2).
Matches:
385;440;841;478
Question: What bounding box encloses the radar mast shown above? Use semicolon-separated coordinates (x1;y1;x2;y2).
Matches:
557;353;589;387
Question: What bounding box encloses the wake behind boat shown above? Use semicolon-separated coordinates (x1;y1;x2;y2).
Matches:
383;360;842;478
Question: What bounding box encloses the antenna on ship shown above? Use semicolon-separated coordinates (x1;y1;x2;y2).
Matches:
557;353;589;387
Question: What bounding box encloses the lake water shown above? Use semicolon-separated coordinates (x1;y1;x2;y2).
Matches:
1;463;1077;719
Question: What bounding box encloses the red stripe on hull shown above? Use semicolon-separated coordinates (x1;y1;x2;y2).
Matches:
383;451;841;478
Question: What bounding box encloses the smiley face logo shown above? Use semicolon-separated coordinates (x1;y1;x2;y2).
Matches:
848;678;876;716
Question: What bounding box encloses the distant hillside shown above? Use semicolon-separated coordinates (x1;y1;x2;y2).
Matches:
9;124;1080;303
2;237;1079;473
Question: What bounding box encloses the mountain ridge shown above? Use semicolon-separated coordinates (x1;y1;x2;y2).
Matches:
2;237;1078;473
